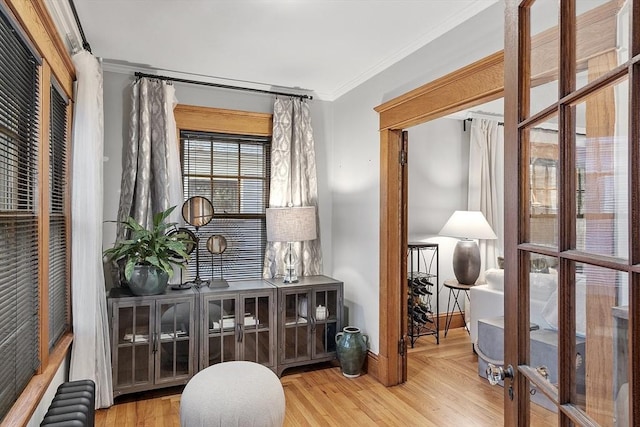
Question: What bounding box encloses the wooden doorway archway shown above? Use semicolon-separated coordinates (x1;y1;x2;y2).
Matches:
373;51;505;386
373;5;626;426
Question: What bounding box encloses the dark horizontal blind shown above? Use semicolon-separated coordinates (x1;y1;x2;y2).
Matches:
181;131;270;281
0;9;40;422
48;85;68;350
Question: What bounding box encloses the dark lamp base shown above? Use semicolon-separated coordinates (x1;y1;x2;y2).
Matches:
453;239;481;285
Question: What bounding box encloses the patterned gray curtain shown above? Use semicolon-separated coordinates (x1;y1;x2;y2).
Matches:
263;98;322;278
116;77;182;240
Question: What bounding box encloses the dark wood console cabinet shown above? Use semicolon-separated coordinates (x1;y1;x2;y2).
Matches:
108;275;343;397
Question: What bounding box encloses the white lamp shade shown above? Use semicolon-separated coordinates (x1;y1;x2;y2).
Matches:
266;206;317;242
439;210;497;240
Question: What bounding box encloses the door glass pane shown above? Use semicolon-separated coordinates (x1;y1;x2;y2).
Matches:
160;301;191;337
283;291;309;361
257;331;270;364
576;1;629;91
612;303;629;427
223;334;236;361
116;304;151;387
208;335;222;366
244;332;257;362
314;324;327;355
175;340;190;376
119;305;150;344
242;295;269;330
574;263;627;425
158;301;191;381
529;0;559;117
256;295;270;329
574;77;628;260
116;347;132;387
528;253;559;414
134;342;149;384
209;298;236;331
527;118;559;247
159;341;176;379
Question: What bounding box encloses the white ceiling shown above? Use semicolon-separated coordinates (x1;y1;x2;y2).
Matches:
48;0;498;101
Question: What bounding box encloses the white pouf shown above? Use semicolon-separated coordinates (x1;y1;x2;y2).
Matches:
180;361;285;427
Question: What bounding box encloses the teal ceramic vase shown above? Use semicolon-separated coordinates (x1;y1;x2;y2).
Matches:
127;265;169;296
335;326;369;378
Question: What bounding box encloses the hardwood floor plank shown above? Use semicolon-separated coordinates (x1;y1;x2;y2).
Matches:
95;328;557;426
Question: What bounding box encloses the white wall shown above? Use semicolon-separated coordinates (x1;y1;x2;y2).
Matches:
407;118;470;314
101;2;504;355
102;70;334;276
330;3;504;353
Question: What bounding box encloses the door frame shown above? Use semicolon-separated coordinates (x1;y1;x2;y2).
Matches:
374;51;505;387
373;3;628;425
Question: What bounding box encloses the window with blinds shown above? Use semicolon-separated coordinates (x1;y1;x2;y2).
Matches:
48;85;68;351
0;9;41;421
181;131;271;281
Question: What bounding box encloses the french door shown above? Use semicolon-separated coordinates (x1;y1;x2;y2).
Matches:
504;0;638;425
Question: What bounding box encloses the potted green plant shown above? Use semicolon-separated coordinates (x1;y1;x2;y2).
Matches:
104;206;194;295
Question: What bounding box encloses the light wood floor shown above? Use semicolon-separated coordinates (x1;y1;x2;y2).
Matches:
95;328;557;426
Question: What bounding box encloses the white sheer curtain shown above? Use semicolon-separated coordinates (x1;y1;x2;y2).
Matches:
69;50;113;408
468;118;504;276
116;78;182;240
263;97;322;278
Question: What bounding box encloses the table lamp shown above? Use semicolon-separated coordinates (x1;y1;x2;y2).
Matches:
439;210;497;285
266;206;317;283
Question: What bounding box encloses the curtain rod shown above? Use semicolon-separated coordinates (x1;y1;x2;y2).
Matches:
464;117;504;131
68;0;91;53
134;72;313;100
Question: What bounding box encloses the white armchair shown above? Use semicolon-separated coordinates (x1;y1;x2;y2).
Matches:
469;268;559;347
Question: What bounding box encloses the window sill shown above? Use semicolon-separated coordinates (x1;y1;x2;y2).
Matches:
2;332;73;426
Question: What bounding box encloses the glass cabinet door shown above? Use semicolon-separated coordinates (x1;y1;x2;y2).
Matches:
312;288;339;358
281;290;311;363
240;293;273;366
113;301;153;390
203;295;237;367
156;298;194;383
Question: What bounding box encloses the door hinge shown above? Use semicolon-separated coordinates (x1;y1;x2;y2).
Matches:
399;337;405;356
399;149;407;166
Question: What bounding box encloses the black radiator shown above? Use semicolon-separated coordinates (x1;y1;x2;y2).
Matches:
40;379;95;427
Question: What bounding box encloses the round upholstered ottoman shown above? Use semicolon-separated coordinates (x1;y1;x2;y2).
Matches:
180;361;285;427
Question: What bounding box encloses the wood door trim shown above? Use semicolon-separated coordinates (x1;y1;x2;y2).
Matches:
375;51;504;131
373;0;623;396
375;53;505;386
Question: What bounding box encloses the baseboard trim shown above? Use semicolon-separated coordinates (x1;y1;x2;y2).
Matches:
436;311;465;331
365;311;466;384
364;351;379;381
